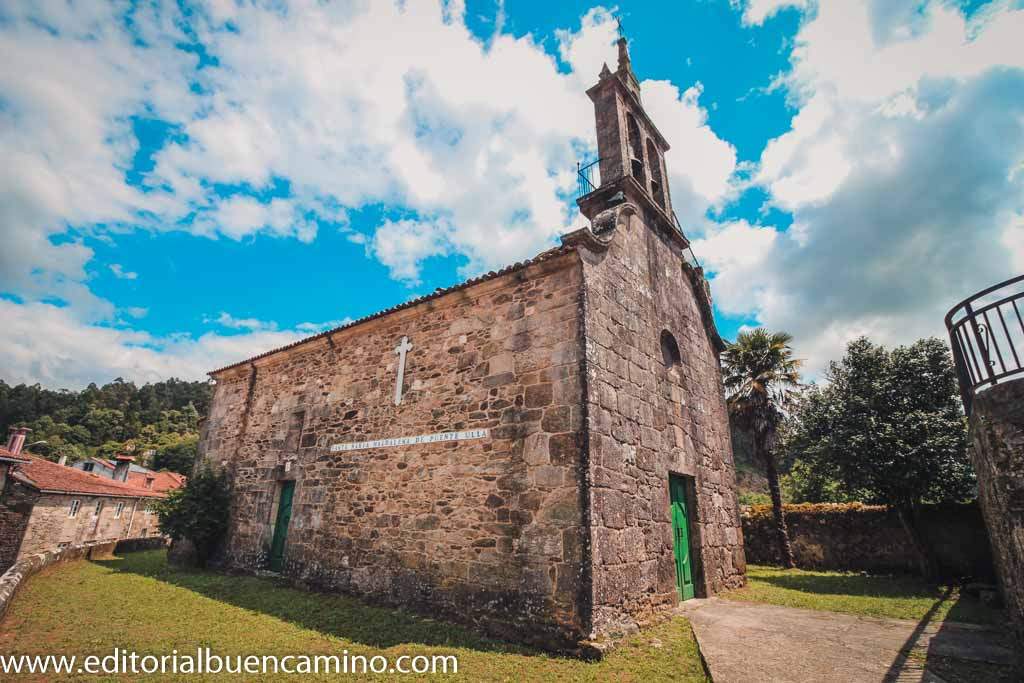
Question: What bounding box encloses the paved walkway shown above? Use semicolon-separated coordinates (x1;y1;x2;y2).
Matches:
679;598;1015;683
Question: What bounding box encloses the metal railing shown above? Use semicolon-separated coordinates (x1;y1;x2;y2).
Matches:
577;158;600;199
945;274;1024;414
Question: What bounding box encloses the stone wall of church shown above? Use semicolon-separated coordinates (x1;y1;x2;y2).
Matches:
577;205;745;636
200;253;590;648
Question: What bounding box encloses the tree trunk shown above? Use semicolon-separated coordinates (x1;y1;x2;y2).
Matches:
896;502;936;581
759;436;796;569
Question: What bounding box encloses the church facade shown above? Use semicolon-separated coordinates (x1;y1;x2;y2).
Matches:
198;39;745;648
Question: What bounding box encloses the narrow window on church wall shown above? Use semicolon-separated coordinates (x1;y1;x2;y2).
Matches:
661;330;682;368
284;409;305;452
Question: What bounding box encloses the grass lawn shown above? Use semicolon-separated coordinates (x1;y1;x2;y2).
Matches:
0;550;707;682
724;564;1007;626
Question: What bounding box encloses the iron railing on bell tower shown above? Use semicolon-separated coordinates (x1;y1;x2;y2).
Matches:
577;158;601;199
945;273;1024;414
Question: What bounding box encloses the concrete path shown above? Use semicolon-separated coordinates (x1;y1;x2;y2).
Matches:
679;598;1015;683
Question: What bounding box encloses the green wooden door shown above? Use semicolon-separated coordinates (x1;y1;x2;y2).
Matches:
670;475;695;601
269;481;295;572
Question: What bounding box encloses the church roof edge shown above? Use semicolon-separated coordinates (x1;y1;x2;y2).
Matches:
207;242;580;377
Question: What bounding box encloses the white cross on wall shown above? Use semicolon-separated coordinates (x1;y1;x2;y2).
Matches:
393;336;413;406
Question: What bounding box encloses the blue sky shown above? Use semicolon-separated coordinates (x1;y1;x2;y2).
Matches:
1;0;1022;388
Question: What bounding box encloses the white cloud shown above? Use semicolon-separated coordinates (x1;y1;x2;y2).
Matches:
0;1;195;315
201;196;317;243
642;81;738;211
741;0;811;27
109;264;138;280
369;219;453;284
0;1;738;387
294;318;353;334
0;300;312;387
723;1;1024;376
207;312;278;332
207;310;353;335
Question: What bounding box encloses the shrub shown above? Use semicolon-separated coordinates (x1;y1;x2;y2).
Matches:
155;466;230;567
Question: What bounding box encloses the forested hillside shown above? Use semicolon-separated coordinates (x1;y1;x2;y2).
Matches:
0;378;212;475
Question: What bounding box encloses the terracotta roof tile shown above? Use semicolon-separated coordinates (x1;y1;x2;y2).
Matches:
12;455;166;498
127;470;186;494
0;447;30;464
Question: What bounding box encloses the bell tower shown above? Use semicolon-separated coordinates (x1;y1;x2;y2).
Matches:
578;36;679;239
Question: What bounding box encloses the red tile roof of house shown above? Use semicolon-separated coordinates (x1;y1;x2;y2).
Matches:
0;446;31;464
127;469;186;494
12;455;167;499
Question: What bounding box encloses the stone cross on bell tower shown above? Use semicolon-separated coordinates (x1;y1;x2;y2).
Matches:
578;34;677;236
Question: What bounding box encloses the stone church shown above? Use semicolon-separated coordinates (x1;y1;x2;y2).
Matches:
198;38;745;649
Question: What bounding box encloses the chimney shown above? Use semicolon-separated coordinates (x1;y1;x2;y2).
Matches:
112;454;134;482
145;475;155;490
58;455;68;467
6;427;30;455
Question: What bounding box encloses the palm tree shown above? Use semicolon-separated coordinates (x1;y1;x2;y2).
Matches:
721;329;802;569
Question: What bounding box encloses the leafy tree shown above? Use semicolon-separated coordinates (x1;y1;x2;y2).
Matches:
96;441;129;459
721;328;803;568
156;466;230;567
30;439;86;464
784;336;974;577
0;377;211;459
152;434;199;476
782;457;863;504
81;408;128;445
738;490;772;506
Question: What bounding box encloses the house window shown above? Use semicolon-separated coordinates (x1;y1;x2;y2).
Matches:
93;500;103;517
661;330;682;367
82;462;95;472
68;500;81;518
114;502;125;519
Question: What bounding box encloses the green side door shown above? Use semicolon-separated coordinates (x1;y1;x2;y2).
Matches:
670;475;695;601
268;481;295;572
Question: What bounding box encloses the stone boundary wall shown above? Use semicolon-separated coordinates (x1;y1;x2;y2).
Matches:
742;502;995;579
0;536;167;622
968;381;1024;670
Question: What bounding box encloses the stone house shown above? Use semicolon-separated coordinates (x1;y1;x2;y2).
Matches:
0;428;170;573
198;38;745;648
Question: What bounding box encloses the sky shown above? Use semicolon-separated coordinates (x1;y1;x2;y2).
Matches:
1;0;1022;389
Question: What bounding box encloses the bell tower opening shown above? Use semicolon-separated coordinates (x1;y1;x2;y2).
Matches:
627;113;646;184
647;138;666;209
577;33;681;240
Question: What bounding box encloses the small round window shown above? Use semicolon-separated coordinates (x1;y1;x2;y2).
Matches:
660;330;681;367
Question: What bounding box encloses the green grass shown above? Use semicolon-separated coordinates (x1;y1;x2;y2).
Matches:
724;565;1006;625
0;550;707;682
